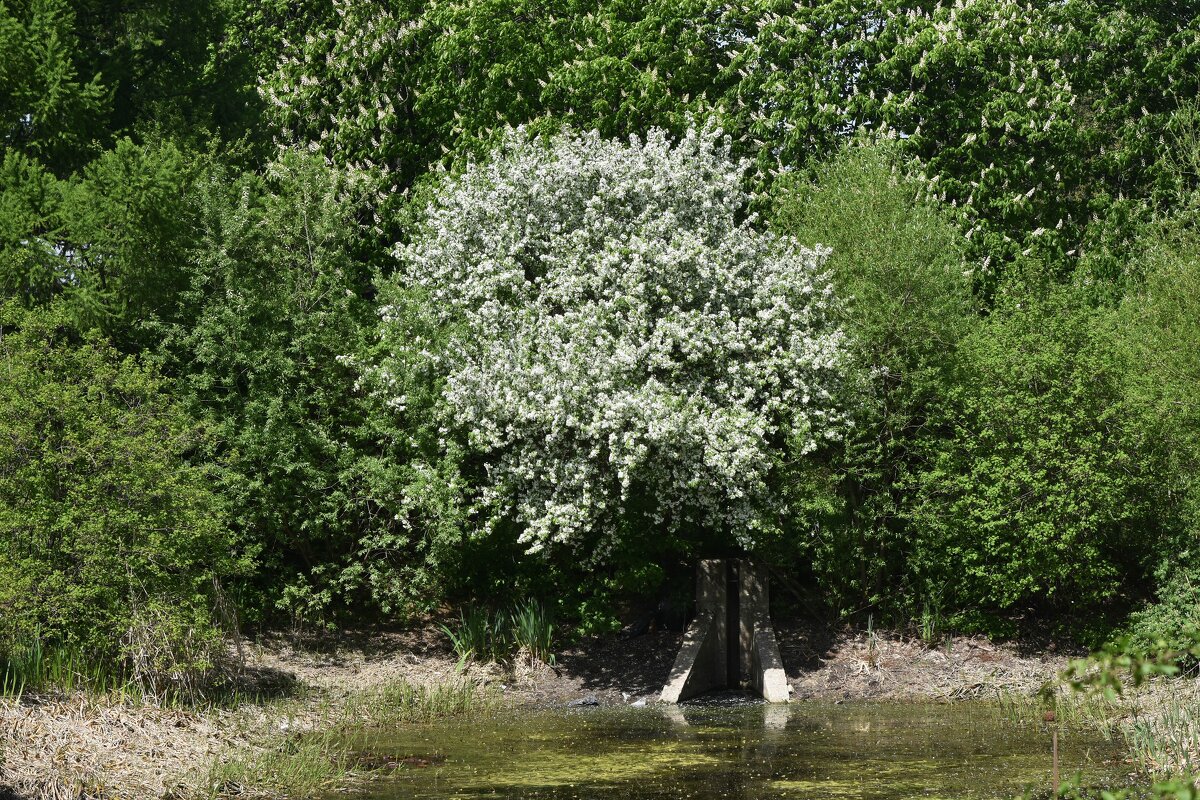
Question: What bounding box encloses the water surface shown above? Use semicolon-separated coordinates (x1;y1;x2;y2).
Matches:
346;700;1127;799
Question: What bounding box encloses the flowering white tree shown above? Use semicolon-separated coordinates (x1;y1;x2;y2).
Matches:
374;126;847;557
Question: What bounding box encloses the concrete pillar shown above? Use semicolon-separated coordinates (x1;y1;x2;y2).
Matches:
660;558;790;704
737;559;768;685
660;560;727;703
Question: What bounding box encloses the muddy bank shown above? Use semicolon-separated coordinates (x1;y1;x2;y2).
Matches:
0;624;1078;799
240;622;1074;707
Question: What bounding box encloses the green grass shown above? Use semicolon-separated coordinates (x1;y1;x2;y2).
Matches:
1;637;133;699
995;687;1124;739
441;606;509;666
344;677;501;726
1126;691;1200;776
206;730;350;799
441;600;556;667
205;677;499;798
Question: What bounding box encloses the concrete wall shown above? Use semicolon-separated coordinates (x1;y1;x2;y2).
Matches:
660;560;727;703
660;558;791;704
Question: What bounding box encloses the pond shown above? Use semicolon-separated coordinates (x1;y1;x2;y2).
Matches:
341;698;1131;799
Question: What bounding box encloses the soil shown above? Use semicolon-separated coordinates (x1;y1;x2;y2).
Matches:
0;621;1080;800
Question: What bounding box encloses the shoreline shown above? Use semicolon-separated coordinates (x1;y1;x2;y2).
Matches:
0;624;1108;799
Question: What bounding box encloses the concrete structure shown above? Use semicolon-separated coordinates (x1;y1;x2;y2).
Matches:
660;559;791;703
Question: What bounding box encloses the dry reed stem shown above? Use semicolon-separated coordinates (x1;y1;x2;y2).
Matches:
0;694;232;799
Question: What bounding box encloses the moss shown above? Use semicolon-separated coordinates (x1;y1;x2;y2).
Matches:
443;741;722;790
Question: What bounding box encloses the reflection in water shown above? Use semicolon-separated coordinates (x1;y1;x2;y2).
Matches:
345;701;1127;799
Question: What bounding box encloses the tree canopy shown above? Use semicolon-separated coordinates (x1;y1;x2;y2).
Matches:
3;0;1200;653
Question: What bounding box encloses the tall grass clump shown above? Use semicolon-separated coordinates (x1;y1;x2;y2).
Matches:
995;688;1123;740
206;730;351;799
344;678;501;727
441;607;508;666
441;600;556;666
1;616;232;706
1127;693;1200;775
510;601;555;665
0;635;131;699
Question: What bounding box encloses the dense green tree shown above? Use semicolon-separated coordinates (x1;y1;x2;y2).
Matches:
908;286;1158;622
0;139;198;343
721;0;1200;279
162;151;460;623
0;0;108;172
262;0;724;190
0;301;238;662
1;0;1197;639
1;0;231;172
770;143;976;615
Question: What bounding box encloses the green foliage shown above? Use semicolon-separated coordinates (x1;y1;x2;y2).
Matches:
57;139;197;339
4;0;1200;645
1;0;234;171
722;1;1200;277
0;138;200;344
0;301;239;668
1113;205;1200;654
770;142;976;615
162;150;463;625
262;0;723;191
909;287;1157;615
0;0;108;172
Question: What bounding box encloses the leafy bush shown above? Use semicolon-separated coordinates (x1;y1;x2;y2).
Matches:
0;301;239;680
908;287;1157;615
1125;570;1200;657
162;150;463;626
1117;213;1200;654
770;142;977;616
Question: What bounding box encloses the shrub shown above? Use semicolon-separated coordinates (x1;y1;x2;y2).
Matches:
0;301;240;682
908;287;1157;615
769;142;976;616
1117;216;1200;653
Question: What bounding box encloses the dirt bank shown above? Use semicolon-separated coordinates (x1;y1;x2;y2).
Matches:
0;624;1077;799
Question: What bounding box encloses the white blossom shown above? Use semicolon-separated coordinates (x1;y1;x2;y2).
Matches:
375;125;847;555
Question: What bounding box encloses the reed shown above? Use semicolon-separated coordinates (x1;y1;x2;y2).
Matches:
441;600;557;666
343;677;501;726
510;601;556;665
1;636;132;699
206;730;350;799
1125;689;1200;775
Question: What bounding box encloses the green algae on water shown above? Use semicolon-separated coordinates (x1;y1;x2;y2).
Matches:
337;701;1128;800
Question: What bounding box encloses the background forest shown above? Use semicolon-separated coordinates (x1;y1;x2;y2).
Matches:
3;0;1200;681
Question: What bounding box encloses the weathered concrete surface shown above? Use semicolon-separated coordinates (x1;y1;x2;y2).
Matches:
660;560;727;703
661;558;790;703
750;620;791;702
737;558;768;685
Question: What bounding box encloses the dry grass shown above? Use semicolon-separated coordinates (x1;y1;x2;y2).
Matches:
0;632;504;800
0;694;248;799
780;628;1072;700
